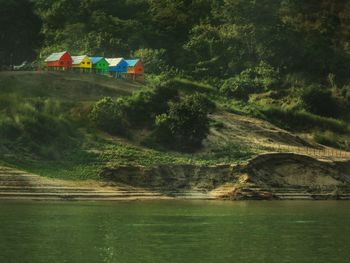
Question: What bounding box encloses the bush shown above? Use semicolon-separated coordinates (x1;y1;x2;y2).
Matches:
117;82;179;128
0;99;78;159
220;61;279;100
220;74;261;100
301;85;341;117
254;61;280;89
89;97;127;135
259;106;349;133
313;131;340;149
152;94;214;152
90;83;179;134
0;115;21;140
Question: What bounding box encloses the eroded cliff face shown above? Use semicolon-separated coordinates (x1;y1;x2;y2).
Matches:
100;164;241;192
100;153;350;200
247;154;350;187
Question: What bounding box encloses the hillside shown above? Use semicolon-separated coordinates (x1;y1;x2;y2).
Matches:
1;71;350;200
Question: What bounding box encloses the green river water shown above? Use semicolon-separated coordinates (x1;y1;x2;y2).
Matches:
0;201;349;263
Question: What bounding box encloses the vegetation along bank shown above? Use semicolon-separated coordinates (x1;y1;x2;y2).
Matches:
1;1;350;200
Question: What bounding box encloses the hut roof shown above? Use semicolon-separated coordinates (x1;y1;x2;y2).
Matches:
71;55;88;65
125;59;140;67
90;57;106;64
44;51;68;62
106;58;125;67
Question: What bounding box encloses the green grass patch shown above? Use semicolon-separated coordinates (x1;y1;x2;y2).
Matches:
313;131;350;150
171;78;217;94
0;72;137;102
258;106;349;133
0;137;257;181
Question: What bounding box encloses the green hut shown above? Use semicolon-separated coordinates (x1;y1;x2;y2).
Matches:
90;57;109;74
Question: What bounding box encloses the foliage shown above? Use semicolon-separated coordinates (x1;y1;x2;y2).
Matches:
132;48;168;74
3;0;350;180
301;85;341;117
89;97;128;135
220;75;260;101
90;82;217;153
313;131;340;148
220;62;279;100
153;94;214;152
1;0;350;84
258;106;349;134
118;82;179;128
0;0;41;66
89;81;179;135
0;99;78;159
254;61;280;89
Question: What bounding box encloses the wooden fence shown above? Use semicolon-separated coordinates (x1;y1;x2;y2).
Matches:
269;144;350;159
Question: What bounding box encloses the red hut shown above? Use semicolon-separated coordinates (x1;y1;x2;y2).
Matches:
45;51;72;71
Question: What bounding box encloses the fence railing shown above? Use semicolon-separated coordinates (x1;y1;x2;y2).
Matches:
266;144;350;159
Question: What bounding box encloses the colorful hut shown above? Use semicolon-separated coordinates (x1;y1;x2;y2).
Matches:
44;51;72;71
106;58;128;78
125;59;144;79
71;55;92;72
90;57;109;74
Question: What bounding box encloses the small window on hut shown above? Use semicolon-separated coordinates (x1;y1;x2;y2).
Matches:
60;61;64;65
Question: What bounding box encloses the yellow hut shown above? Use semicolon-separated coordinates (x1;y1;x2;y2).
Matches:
71;55;92;72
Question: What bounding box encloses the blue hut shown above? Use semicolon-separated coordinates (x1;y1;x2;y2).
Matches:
106;58;128;78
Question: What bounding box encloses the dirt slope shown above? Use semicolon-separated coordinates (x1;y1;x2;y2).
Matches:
208;112;312;148
206;112;350;160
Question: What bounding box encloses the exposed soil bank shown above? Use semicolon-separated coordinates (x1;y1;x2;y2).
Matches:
101;153;350;200
1;153;350;201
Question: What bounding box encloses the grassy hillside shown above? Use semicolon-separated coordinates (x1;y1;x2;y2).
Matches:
0;72;349;181
0;72;254;180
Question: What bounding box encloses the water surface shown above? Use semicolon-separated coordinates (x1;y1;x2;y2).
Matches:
0;201;349;263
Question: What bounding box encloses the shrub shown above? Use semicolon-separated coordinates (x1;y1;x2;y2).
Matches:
89;97;127;135
259;106;349;133
0;115;21;140
313;131;340;149
301;85;341;117
220;74;261;100
153;94;214;152
118;82;179;127
0;99;79;159
90;84;179;133
220;61;279;100
254;61;280;89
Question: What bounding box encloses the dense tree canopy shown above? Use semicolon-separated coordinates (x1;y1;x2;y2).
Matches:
0;0;41;66
2;0;350;83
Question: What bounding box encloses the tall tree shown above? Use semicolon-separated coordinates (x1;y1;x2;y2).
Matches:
0;0;41;66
